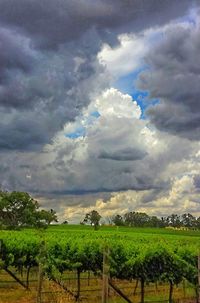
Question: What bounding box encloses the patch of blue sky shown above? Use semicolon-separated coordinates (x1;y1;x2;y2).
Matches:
131;91;149;119
65;112;100;139
65;127;86;139
90;111;100;118
115;67;146;95
115;66;160;119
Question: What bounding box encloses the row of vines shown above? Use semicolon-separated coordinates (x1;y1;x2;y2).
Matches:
0;229;200;303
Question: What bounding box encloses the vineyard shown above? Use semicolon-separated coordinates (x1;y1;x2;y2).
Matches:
0;225;200;303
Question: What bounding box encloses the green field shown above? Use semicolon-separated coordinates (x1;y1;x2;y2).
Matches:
0;225;200;303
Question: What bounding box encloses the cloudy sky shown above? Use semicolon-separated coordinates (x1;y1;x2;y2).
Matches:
1;0;200;222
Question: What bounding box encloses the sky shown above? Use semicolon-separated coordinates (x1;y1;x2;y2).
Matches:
1;0;200;223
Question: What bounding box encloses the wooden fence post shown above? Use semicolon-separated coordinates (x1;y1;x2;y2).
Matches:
76;268;81;302
102;246;110;303
37;240;45;303
37;262;44;303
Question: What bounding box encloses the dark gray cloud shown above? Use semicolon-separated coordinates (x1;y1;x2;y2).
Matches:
98;147;147;161
0;0;195;49
194;175;200;190
139;188;167;204
137;16;200;139
0;0;197;150
0;33;107;150
0;27;34;81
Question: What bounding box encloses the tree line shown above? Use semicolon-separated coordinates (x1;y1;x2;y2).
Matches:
110;212;200;229
1;190;200;230
81;210;200;229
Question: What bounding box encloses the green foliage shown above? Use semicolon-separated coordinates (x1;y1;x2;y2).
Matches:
111;214;124;226
111;211;200;229
83;210;101;230
0;191;57;229
0;225;199;295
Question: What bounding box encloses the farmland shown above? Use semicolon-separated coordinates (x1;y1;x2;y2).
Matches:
0;225;200;303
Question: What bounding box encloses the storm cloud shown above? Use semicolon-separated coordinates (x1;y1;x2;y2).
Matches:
98;148;147;161
0;0;200;221
0;0;197;150
0;0;195;48
137;14;200;139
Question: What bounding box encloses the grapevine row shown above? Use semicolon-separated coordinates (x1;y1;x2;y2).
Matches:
0;230;199;302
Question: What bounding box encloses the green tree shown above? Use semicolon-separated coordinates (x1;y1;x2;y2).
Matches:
111;214;124;226
83;210;101;230
181;213;196;228
167;214;181;228
195;216;200;229
148;216;165;227
124;211;150;227
133;212;150;227
0;191;57;229
36;209;58;227
62;220;68;225
124;211;135;226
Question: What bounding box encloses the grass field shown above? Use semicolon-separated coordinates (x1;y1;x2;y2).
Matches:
46;224;200;241
2;224;200;242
